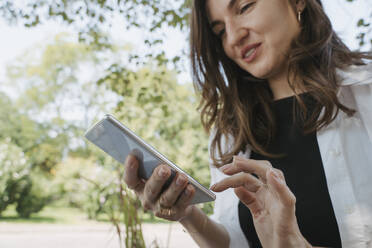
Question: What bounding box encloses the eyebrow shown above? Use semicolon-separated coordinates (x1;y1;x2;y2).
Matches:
210;0;238;29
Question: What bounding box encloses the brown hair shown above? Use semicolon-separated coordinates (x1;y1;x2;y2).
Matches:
190;0;372;167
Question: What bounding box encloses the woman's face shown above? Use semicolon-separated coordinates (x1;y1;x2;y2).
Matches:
206;0;302;80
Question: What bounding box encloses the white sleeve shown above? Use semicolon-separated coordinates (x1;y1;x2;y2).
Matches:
208;129;250;248
338;62;372;142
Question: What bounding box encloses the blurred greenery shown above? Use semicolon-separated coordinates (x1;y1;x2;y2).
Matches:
0;31;210;247
1;205;88;224
0;0;370;247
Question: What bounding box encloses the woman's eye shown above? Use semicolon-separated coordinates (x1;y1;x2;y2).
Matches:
239;2;255;14
218;29;225;38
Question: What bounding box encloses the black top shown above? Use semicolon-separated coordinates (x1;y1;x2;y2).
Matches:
238;93;342;247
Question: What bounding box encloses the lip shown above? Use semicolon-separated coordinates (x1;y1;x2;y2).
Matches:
241;43;261;59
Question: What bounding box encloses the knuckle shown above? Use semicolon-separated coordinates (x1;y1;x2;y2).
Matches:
154;166;169;181
263;160;273;168
275;169;284;178
288;195;296;206
283;190;296;206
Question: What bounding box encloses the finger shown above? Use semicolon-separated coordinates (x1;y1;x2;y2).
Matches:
210;172;262;192
175;184;195;209
272;168;286;182
159;173;188;207
234;187;262;218
143;164;171;203
267;169;296;208
222;156;272;182
124;154;144;192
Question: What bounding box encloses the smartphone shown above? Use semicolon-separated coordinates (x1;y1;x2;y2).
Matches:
84;114;215;204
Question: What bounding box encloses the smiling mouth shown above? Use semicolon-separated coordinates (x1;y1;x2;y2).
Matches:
242;43;261;63
243;48;256;58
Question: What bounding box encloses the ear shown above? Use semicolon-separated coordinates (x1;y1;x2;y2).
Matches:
295;0;306;12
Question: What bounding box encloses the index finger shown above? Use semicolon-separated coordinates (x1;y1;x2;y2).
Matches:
210;172;262;192
221;156;272;182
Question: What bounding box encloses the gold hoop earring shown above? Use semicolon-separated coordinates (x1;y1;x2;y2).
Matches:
298;11;301;22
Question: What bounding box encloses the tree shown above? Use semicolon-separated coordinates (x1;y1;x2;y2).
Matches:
0;0;192;68
0;94;54;217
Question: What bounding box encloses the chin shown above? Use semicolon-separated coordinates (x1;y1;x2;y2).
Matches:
245;65;273;80
247;59;280;80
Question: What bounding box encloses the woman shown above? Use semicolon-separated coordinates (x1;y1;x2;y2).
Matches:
124;0;372;247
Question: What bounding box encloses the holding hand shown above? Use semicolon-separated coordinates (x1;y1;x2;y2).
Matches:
211;156;311;248
123;154;195;221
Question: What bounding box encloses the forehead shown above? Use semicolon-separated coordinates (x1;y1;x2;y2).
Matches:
206;0;296;19
205;0;233;22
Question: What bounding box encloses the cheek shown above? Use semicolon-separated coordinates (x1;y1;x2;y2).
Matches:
253;3;298;50
223;43;235;61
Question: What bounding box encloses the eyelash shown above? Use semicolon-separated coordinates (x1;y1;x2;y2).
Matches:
217;2;255;38
239;2;255;15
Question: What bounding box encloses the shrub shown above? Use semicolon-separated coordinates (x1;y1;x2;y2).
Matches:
0;138;52;218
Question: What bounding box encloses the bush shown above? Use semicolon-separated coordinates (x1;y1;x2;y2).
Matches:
0;139;30;214
0;138;52;218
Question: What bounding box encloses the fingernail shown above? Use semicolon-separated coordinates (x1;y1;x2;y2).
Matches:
210;184;216;191
158;167;168;178
176;175;186;186
219;163;232;172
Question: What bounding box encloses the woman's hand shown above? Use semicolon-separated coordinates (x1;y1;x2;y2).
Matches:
210;156;311;248
123;154;196;221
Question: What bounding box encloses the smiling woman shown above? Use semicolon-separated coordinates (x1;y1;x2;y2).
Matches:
190;0;371;164
182;0;372;247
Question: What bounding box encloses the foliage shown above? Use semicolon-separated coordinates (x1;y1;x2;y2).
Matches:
15;173;53;218
0;138;52;218
0;93;60;218
98;63;210;187
0;139;29;214
0;0;192;67
0;91;67;173
53;156;145;247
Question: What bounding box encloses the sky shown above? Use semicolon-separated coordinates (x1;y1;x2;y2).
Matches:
0;0;371;90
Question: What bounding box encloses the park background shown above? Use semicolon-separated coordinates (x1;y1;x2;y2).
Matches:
0;0;371;247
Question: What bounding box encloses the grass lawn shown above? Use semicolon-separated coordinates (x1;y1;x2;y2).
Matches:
0;204;93;224
0;204;170;225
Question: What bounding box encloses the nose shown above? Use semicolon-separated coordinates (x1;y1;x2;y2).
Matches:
225;18;248;48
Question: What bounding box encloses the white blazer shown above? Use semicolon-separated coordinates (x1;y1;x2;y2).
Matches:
209;62;372;248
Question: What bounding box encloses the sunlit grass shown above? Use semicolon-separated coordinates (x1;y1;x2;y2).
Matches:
0;204;91;224
0;204;170;224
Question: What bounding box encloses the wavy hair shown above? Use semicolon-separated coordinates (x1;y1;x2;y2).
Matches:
190;0;372;167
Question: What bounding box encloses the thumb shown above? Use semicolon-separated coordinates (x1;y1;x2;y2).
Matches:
267;169;296;208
